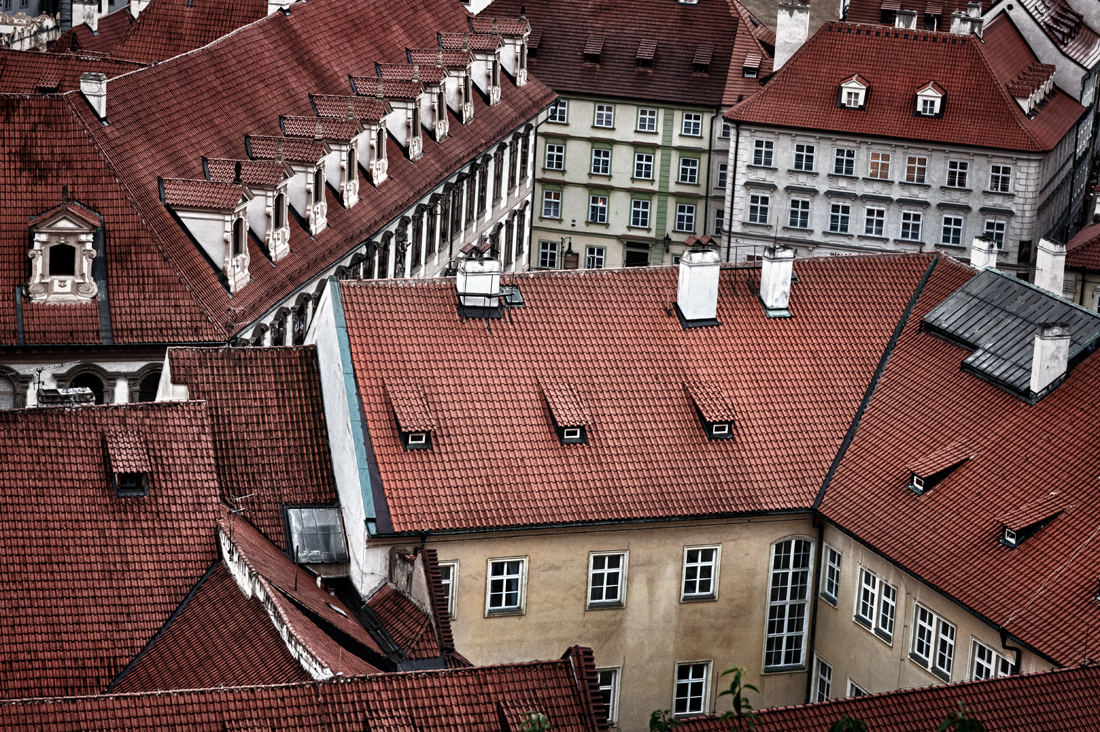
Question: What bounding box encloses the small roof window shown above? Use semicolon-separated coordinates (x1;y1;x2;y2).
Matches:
743;52;762;79
999;491;1065;548
916;81;945;116
103;430;151;497
838;74;869;109
906;441;973;494
385;379;435;450
637;38;657;68
540;379;589;445
693;44;713;75
684;380;736;441
286;506;350;564
584;35;603;64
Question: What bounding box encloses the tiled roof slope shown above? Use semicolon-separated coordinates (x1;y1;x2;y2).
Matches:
111;563;311;693
1067;221;1100;271
0;48;144;93
820;258;1100;665
110;0;267;63
366;584;442;660
485;0;772;107
165;347;340;550
48;7;135;55
0;95;221;345
844;0;994;30
1020;0;1100;69
679;664;1100;732
0;401;220;699
0;656;602;730
64;0;554;342
341;255;936;533
728;20;1084;152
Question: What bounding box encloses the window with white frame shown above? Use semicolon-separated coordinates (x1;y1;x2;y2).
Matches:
486;557;527;614
680;157;699;184
854;567;897;641
984;219;1006;249
971;640;1014;680
844;90;861;107
635;152;654;180
814;657;832;702
868;151;891;179
941;216;963;246
721;121;731;138
681;546;719;600
675;203;695;232
717;163;728;189
594;104;614;128
591;148;611;175
596;668;620;724
947;160;969;188
834;148;856;176
989;164;1012;193
682;113;702;136
789;199;810;229
588;552;627;607
753;139;774;167
547;99;568;123
864;207;885;237
438;561;458;618
848;680;868;697
714;209;724;235
829;203;851;233
794;144;815;172
764;538;813;670
911;603;956;679
921;98;936;115
821;546;841;603
589;194;608;224
538;240;559;269
586;245;606;269
638;108;658;132
748;194;770;224
900;211;922;241
545;143;565;170
542;190;561;219
905;155;927;184
673;662;710;716
631;199;651;228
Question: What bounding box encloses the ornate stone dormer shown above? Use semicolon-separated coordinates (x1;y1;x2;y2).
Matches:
470;16;531;87
246;135;329;236
281;113;361;208
162;176;252;293
409;48;475;124
441;32;503;106
352;76;424;161
26;192;102;304
204;157;293;261
378;62;450;143
311;94;391;186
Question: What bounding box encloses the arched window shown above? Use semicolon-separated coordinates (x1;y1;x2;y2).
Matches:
377;239;390;279
292;301;307;345
377;128;386;162
232;218;246;257
274;193;286;230
764;538;814;671
70;373;105;404
137;371;161;402
49;243;77;277
313;168;324;205
250;324;268;347
270;316;286;347
347;147;357;180
0;376;14;410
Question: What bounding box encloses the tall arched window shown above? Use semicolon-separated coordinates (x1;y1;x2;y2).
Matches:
270;316;286;347
48;243;77;277
764;538;814;671
377;239;389;279
70;373;105;404
232;218;246;257
137;371;161;402
0;376;14;410
347;147;357;178
292;301;307;345
313;168;324;205
274;193;286;230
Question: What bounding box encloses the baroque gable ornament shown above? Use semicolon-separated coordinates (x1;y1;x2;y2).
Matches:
26;199;102;304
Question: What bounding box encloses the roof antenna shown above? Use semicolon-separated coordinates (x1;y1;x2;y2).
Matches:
61;184;70;203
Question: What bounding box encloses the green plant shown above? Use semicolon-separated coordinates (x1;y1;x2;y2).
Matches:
937;702;984;732
520;711;552;732
828;716;869;732
716;666;761;731
649;710;682;732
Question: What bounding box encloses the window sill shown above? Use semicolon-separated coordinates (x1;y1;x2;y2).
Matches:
538;216;563;222
983;190;1014;198
748;164;778;171
900;181;931;188
858;234;888;241
909;652;930;669
826;231;854;238
940;186;972;193
587;221;611;227
632;177;656;183
679;594;717;603
820;592;837;607
627;225;652;231
743;221;773;228
636;129;659;134
673;229;696;235
862;177;893;183
829;173;858;179
783;226;813;233
854;614;873;629
893;238;924;245
589;172;612;178
789;169;818;175
486;608;526;618
586;601;625;611
874;628;894;645
542;167;565;173
931;667;951;682
593;125;616;131
677;181;702;187
762;663;806;675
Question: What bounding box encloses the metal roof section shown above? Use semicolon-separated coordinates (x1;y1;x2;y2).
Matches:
922;268;1100;403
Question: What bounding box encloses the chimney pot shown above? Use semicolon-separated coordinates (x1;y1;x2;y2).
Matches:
970;236;998;270
80;72;107;119
1030;322;1070;395
1034;238;1066;297
774;2;810;71
759;245;795;311
676;246;722;322
456;254;502;309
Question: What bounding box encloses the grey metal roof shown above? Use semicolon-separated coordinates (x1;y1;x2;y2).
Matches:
923;267;1100;399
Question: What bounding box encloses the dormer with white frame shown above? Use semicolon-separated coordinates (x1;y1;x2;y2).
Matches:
26;195;102;305
1007;62;1056;116
441;32;504;106
409;48;475;124
311;95;391;187
915;81;945;117
351;76;424;161
204;158;292;261
162;177;252;294
282;115;362;208
838;74;869;110
246;135;329;236
379;62;450;143
470;16;530;87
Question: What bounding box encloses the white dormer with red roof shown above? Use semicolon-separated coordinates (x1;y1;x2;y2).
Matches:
282;116;362;209
246;136;329;237
26;197;102;304
162;178;252;294
441;33;503;107
353;77;424;162
470;17;530;88
1007;62;1056;115
839;74;869;108
379;63;450;143
411;49;475;124
916;81;945;116
205;158;293;262
312;95;391;188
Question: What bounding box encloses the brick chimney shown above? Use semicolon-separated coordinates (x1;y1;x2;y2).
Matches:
970;237;998;270
456;254;501;309
676;245;721;323
80;72;107;119
759;245;794;312
774;2;810;70
1030;322;1070;395
1033;238;1066;297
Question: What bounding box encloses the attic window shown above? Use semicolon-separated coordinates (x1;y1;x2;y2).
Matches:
743;53;761;79
915;81;945;116
384;379;435;451
637;38;657;68
27;199;102;305
693;44;713;74
584;35;603;64
528;28;542;57
104;430;151;498
999;491;1065;549
540;379;589;445
285;506;350;564
838;75;869;109
906;441;973;495
684;380;736;441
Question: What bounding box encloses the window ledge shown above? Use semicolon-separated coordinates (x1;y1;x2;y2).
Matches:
908;652;930;669
826;231;854;238
632;177;656;183
829;173;858;179
858;234;888;241
587;221;611;227
627;225;652;231
931;667;951;682
747;164;778;171
486;608;525;618
854;614;873;629
874;628;893;644
893;238;924;245
586;601;625;611
940;186;972;193
679;594;717;603
983;190;1014;198
743;222;773;229
762;663;806;675
593;126;616;131
543;167;565;173
862;177;893;183
678;181;702;187
789;169;818;175
635;129;659;134
900;181;931;188
820;592;838;607
783;226;814;233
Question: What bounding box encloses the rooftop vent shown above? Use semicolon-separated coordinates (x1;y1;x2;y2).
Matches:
969;236;998;270
384;379;435;451
37;386;95;406
999;491;1065;548
103;430;151;497
675;244;721;328
456;253;502;318
906;441;974;495
583;35;603;64
684;380;736;441
758;245;794;318
1034;238;1066;298
540;379;589;445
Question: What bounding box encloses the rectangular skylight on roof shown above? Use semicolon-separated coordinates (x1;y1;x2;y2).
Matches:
684;380;736;441
285;506;350;564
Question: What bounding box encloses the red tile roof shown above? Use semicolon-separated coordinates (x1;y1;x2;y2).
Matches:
378;62;447;84
340;255;937;533
0;655;604;730
162;178;245;209
1066;221;1100;271
905;440;973;477
110;0;267;63
205;158;289;187
0;48;145;93
440;32;503;52
728;20;1084;152
21;300;101;344
843;0;993;31
111;562;311;693
310;94;390;121
488;0;771;107
469;16;531;37
684;379;737;424
365;584;441;660
421;549;456;656
104;429;153;472
384;378;436;433
246;135;328;164
282;115;360;141
1020;0;1100;69
48;7;135;56
351;76;423;100
407;48;472;68
540;378;591;428
165;347;340;551
0;401;220;698
999;490;1065;531
680;664;1100;732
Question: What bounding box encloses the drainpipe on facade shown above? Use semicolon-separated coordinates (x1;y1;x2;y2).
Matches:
803;515;826;704
726;121;740;262
703;110;719;251
527;119;540;271
1000;630;1022;675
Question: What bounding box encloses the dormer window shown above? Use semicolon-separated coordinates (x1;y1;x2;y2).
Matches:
162;178;252;293
838;74;869;109
743;53;761;79
540;380;589;446
584;35;603;64
693;44;713;75
104;430;151;498
385;379;435;451
915;81;945;116
26;197;102;305
685;380;736;441
637;38;656;69
906;441;973;495
245;135;329;237
999;491;1064;549
204;158;292;261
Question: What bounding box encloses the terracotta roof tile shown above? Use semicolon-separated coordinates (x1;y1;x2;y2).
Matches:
0;48;144;93
637;38;657;61
1000;490;1066;531
351;76;423;100
440;32;502;52
377;62;446;84
583;34;604;56
245;136;328;164
110;0;267;63
384;378;436;433
684;379;736;424
469;16;530;37
693;43;714;66
905;440;973;477
206;158;289;188
282;115;360;141
310;94;390;121
421;549;456;654
1067;222;1100;271
407;48;472;67
47;7;134;56
103;430;152;473
365;584;441;660
1021;0;1100;68
540;378;590;428
21;300;101;344
162;178;245;209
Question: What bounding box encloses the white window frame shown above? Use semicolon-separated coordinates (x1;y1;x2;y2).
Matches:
587;551;628;609
984;219;1006;250
748;194;770;224
542;190;561;219
679;157;699;185
591;148;611;176
637;108;658;132
680;545;720;601
900;211;923;241
753;139;774;167
868;151;891;180
970;639;1014;680
672;661;712;717
905;155;927;184
720;121;731;138
834;148;856;176
854;567;897;642
864;207;885;237
675;203;695;233
789;199;810;229
814;656;833;702
596;667;621;724
920;98;936;115
763;538;814;671
631;199;651;229
989;164;1012;193
585;245;606;269
682;112;702;137
911;603;956;680
713;209;724;236
794;143;815;172
484;556;528;616
821;545;841;604
545;143;565;171
594;104;614;128
847;679;868;697
717;163;728;189
634;152;654;180
946;159;969;188
589;194;608;224
844;90;860;107
829;203;851;234
538;239;559;269
547;99;568;124
941;216;963;246
438;560;458;618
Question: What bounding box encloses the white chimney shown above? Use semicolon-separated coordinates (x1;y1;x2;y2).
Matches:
1034;238;1066;297
970;237;998;270
949;9;983;36
1030;322;1070;395
760;245;795;311
895;9;917;28
676;246;721;322
80;72;107;119
267;0;290;13
456;254;501;309
967;1;982;17
774;2;810;71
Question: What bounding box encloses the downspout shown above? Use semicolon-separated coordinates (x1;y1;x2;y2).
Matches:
527;120;539;271
726;120;740;262
703;110;719;245
1000;630;1022;674
804;515;825;703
